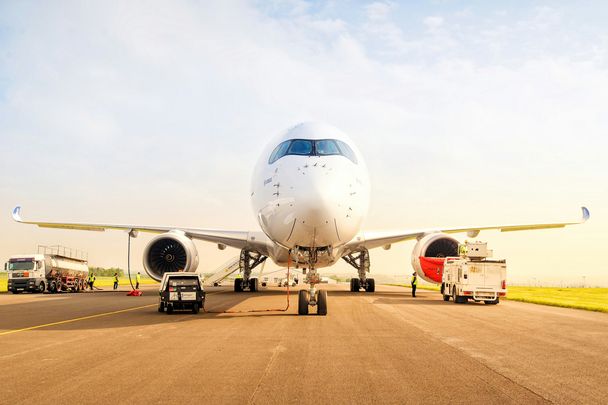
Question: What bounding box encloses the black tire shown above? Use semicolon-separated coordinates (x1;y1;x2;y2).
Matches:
158;303;165;313
56;282;62;293
249;278;259;292
485;298;500;305
166;305;173;314
352;278;361;292
192;302;200;314
234;278;243;292
365;278;375;293
317;290;328;316
38;282;46;294
443;294;450;301
298;290;309;315
440;283;445;295
452;287;458;304
349;278;356;292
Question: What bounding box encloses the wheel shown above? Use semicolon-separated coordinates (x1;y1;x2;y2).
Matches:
365;278;375;292
298;290;309;315
158;303;165;312
485;298;499;305
166;304;174;314
75;281;80;293
192;302;200;314
234;278;243;292
38;282;46;294
249;278;259;292
56;282;62;293
317;290;328;316
350;278;361;292
443;293;450;301
349;278;355;292
452;287;458;304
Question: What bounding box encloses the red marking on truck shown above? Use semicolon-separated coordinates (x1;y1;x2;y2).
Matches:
419;257;445;283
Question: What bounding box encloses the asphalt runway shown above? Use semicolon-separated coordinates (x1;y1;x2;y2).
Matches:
1;284;607;404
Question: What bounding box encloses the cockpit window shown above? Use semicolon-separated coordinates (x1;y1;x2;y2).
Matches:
336;140;358;164
268;139;358;164
287;139;313;155
315;139;340;156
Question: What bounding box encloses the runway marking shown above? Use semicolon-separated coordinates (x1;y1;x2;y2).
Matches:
0;304;158;337
0;291;226;337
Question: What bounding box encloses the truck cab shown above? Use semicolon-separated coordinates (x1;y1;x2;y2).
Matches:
6;255;47;293
159;273;205;314
441;242;507;305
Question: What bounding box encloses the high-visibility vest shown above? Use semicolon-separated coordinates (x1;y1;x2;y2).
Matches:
458;244;468;255
136;274;141;282
114;275;119;282
411;275;418;286
88;274;94;282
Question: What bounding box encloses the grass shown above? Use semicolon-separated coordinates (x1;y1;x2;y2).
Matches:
505;287;608;313
390;283;608;313
0;272;157;292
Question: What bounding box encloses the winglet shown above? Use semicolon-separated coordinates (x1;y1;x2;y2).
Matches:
12;206;23;223
581;206;590;223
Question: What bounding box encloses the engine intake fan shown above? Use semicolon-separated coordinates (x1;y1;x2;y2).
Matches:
143;231;199;281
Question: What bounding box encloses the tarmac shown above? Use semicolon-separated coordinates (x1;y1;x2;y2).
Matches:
1;284;607;404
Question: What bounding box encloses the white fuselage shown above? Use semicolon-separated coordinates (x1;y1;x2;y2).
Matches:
251;123;370;268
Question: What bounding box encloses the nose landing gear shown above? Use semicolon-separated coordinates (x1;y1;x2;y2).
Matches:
296;266;327;316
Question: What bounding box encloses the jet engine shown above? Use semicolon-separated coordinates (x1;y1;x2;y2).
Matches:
411;233;459;284
143;231;199;281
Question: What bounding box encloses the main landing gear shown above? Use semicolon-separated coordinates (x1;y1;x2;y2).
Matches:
343;249;375;292
234;249;266;292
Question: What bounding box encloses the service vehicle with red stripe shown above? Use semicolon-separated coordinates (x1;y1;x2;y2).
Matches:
440;242;506;305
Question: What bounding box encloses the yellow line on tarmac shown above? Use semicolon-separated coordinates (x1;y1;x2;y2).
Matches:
0;304;158;337
0;290;225;337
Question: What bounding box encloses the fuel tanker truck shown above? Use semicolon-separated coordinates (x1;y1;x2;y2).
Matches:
5;245;89;294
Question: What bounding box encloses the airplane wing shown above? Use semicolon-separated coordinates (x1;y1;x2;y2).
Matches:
346;206;590;251
11;206;270;254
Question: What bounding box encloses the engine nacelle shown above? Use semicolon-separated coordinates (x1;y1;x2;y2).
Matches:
143;231;199;281
411;233;459;284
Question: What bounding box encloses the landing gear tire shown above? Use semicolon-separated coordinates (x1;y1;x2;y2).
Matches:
298;290;309;315
317;290;328;316
350;278;361;292
249;278;259;292
234;278;243;292
365;278;375;292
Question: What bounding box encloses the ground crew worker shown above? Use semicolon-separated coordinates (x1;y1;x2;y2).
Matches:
411;272;418;297
458;240;468;257
88;272;96;290
136;272;141;290
113;272;119;290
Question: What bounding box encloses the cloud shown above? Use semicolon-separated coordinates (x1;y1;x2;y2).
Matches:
0;1;606;282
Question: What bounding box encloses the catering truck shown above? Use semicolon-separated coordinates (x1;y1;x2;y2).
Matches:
441;241;506;305
5;245;89;294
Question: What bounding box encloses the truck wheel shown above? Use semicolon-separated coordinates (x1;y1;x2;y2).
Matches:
443;294;450;301
440;283;445;295
166;305;173;314
192;302;200;314
38;282;46;293
158;303;165;312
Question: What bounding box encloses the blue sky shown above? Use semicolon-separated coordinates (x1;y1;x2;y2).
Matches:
0;1;606;285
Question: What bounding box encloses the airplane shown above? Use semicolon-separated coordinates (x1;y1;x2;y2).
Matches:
12;122;590;315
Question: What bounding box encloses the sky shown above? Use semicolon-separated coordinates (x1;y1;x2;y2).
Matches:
0;1;606;286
